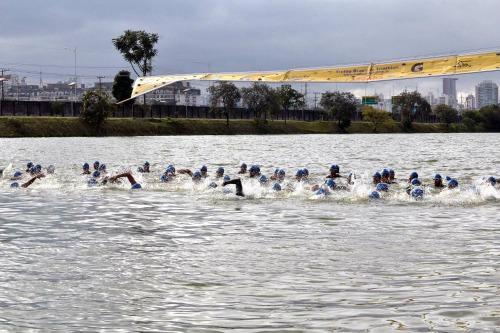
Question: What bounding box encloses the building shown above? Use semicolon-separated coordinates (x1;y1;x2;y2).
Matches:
425;92;436;106
475;80;498;109
443;78;457;107
465;94;476;110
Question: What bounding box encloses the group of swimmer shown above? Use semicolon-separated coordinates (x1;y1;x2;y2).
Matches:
3;160;498;200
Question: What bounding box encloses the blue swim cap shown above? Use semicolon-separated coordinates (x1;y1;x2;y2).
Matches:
241;163;247;168
131;183;142;190
144;161;150;166
98;164;106;172
411;178;422;186
274;168;279;175
487;176;496;186
47;165;55;174
160;174;171;182
272;183;282;191
376;183;389;192
434;174;442;180
302;168;309;176
296;169;304;177
10;182;19;188
325;179;336;189
373;172;381;178
259;175;268;184
200;165;208;172
316;188;326;196
94;161;100;168
278;169;286;176
216;167;225;175
223;175;230;182
13;171;22;178
35;164;42;172
27;162;33;169
193;171;202;180
389;169;395;176
83;163;89;170
249;165;260;174
208;182;218;189
330;164;340;172
410;172;418;180
448;179;459;188
411;188;424;199
87;178;98;187
166;165;176;174
369;191;381;199
92;171;101;178
381;169;390;177
445;176;451;181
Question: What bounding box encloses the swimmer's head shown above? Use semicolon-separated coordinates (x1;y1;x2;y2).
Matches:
249;165;260;177
166;165;176;174
434;174;443;186
409;171;418;181
411;188;424;199
389;169;395;179
487;176;496;186
223;175;230;182
10;182;19;188
411;178;422;186
381;169;390;178
445;176;451;182
13;171;22;178
47;165;55;174
216;167;225;177
208;182;218;189
272;183;282;191
240;163;247;172
93;161;100;170
447;179;459;189
35;164;42;173
200;165;208;173
98;164;106;172
376;183;389;192
330;164;340;173
295;169;304;178
369;191;381;199
373;172;382;181
92;171;101;178
131;183;142;190
83;163;90;171
434;174;442;180
325;179;336;189
192;171;202;181
302;168;309;177
160;174;170;183
259;175;269;184
26;162;33;170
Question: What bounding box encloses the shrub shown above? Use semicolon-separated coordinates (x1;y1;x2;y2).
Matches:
80;90;110;128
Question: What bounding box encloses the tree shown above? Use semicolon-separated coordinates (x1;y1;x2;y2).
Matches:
392;91;430;130
276;84;305;123
462;110;482;131
320;91;357;132
241;83;280;120
362;106;391;132
80;90;110;130
208;82;241;126
434;104;458;128
112;70;134;104
479;104;500;131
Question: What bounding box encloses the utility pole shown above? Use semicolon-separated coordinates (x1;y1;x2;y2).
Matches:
97;76;105;91
1;68;9;101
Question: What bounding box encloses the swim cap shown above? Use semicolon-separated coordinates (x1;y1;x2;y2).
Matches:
376;183;389;192
330;164;340;172
373;172;381;178
166;165;176;174
47;165;55;174
411;188;424;199
138;167;145;173
87;178;98;186
201;165;208;172
83;163;89;170
445;176;451;182
26;162;33;169
389;169;395;176
434;174;442;180
98;164;106;172
315;188;326;196
193;171;202;180
411;178;422;186
369;191;381;199
274;168;279;175
216;167;225;176
144;161;150;166
272;183;282;191
131;183;142;190
94;161;100;169
259;175;268;184
410;172;418;180
296;169;304;178
382;169;390;177
278;169;286;176
223;175;230;182
92;171;101;178
241;163;247;169
325;179;336;189
487;176;496;186
208;182;218;189
13;171;22;178
448;179;459;188
35;164;42;172
10;182;19;188
302;168;309;176
249;165;260;174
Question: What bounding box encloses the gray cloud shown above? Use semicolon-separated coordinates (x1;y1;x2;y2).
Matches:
1;0;500;97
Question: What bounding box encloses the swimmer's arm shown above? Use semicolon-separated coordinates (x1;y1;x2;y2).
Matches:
178;169;193;177
108;172;138;185
21;174;44;188
223;178;244;197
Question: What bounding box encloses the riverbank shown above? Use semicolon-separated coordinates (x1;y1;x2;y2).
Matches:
0;117;453;137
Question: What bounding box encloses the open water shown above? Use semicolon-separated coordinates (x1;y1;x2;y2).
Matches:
0;134;499;332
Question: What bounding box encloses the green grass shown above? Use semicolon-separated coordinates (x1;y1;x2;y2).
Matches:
0;117;457;138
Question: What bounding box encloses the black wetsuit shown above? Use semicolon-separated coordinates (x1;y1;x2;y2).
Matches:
223;179;244;197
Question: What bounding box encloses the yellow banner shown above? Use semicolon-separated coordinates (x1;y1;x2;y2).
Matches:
122;51;500;103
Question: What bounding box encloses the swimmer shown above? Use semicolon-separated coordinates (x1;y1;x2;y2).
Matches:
138;161;150;173
200;165;208;178
26;162;34;172
271;169;286;182
410;188;424;200
30;164;42;176
434;174;445;188
160;165;176;182
389;169;397;183
11;173;45;189
409;171;419;183
270;168;280;180
326;164;341;178
98;164;107;174
369;191;381;199
447;179;459;189
10;171;23;181
238;163;247;174
486;176;496;186
93;161;100;171
406;178;422;195
102;172;142;190
376;183;389;192
215;167;225;178
82;163;91;175
372;172;382;185
222;178;244;197
259;175;269;185
381;169;390;183
249;165;261;178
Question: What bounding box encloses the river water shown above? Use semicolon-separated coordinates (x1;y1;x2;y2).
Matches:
0;134;499;332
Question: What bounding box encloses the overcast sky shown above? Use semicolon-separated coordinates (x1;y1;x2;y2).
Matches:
2;0;500;99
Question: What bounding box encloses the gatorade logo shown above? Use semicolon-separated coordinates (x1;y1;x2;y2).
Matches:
411;63;424;72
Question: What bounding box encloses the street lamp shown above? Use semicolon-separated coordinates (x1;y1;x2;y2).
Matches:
0;77;7;116
68;82;76;116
